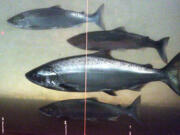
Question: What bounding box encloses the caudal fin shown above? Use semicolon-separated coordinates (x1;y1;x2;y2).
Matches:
92;4;105;30
126;96;142;124
155;37;170;63
162;53;180;95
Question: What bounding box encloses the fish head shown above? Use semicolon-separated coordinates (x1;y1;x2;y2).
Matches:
39;103;63;118
7;13;30;28
25;65;59;89
67;35;86;49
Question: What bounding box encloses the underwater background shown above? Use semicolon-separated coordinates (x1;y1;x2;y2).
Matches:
0;0;180;134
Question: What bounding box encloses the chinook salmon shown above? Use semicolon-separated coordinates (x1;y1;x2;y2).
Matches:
25;52;180;96
39;96;141;123
67;27;169;63
7;4;105;30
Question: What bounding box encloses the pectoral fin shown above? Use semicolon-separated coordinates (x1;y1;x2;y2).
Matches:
59;83;79;91
103;90;117;96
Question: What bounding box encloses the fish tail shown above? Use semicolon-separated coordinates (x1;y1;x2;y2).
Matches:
162;53;180;95
92;4;105;30
126;96;142;124
155;37;170;63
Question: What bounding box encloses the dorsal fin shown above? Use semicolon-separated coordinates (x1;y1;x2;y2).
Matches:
112;27;126;32
50;5;61;9
90;51;114;59
87;98;98;102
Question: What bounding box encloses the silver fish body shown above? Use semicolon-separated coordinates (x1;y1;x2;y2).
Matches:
39;96;141;122
25;52;180;96
7;5;105;30
68;27;169;63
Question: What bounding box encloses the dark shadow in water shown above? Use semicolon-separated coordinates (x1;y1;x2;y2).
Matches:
0;97;180;135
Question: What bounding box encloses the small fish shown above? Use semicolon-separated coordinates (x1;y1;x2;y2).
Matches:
67;27;169;63
7;4;105;30
39;96;141;123
25;51;180;96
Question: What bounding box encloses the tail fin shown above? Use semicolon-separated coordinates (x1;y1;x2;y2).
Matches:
155;37;170;63
162;53;180;95
92;4;105;30
126;96;142;124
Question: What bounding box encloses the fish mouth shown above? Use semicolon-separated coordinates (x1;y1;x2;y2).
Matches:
25;71;56;90
7;18;23;28
25;72;33;81
7;18;12;24
7;17;18;24
67;37;80;46
7;18;16;26
25;71;40;85
67;38;74;45
67;38;84;49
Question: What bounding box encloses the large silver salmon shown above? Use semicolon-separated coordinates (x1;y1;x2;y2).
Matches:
26;52;180;96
